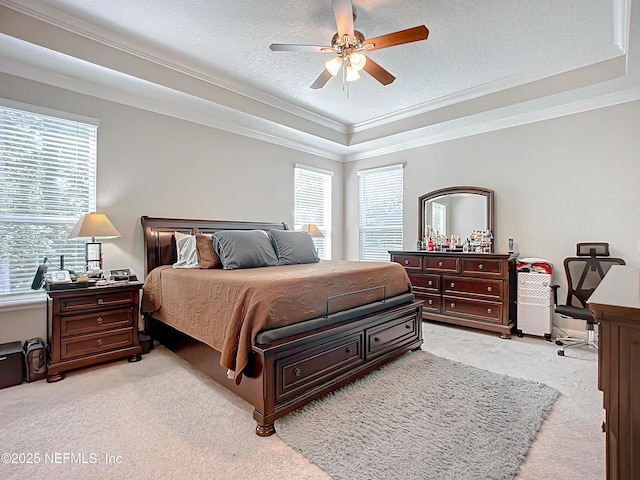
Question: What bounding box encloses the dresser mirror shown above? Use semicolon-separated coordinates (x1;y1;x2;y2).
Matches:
418;186;494;252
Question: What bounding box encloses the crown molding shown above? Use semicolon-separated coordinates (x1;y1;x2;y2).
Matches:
344;86;640;162
0;0;636;163
0;0;347;135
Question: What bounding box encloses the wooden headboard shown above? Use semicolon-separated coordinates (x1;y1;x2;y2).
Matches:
141;216;288;275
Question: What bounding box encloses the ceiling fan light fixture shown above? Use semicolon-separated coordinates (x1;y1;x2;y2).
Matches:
345;65;360;82
349;52;367;71
325;56;343;76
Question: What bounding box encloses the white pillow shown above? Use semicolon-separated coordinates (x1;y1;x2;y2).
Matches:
173;232;199;268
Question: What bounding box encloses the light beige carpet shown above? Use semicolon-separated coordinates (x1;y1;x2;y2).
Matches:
0;322;604;479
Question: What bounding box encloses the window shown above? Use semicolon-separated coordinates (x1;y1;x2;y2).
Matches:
294;164;332;259
358;164;403;261
0;101;98;295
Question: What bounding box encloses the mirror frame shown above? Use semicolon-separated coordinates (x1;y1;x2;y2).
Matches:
418;186;495;252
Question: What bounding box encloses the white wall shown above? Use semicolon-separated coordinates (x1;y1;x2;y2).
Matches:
344;100;640;332
0;72;344;343
2;71;639;342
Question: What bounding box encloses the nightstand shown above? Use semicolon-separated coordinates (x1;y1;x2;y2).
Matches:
46;282;143;382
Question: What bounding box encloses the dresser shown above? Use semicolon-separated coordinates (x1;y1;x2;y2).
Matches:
389;251;516;338
46;282;143;382
588;266;640;480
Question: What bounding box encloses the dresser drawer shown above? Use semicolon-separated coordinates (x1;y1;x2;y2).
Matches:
275;334;364;403
461;258;504;278
424;256;459;273
59;290;136;314
408;273;440;293
392;255;422;269
442;296;503;322
60;328;134;360
367;314;419;359
442;276;503;301
60;308;135;338
415;293;441;312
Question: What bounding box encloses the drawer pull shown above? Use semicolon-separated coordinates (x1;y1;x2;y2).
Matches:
428;280;433;286
487;308;493;314
374;337;380;343
96;317;104;325
97;298;104;305
97;338;103;346
404;260;409;265
438;261;443;267
487;286;493;292
450;302;456;309
405;324;411;329
345;347;352;354
428;299;433;305
293;368;302;377
450;282;455;288
479;264;484;270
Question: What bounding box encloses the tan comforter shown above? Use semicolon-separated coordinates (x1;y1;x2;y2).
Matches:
141;260;411;379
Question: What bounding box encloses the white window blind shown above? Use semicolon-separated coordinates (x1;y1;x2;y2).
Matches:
294;165;332;260
358;164;403;261
0;104;98;295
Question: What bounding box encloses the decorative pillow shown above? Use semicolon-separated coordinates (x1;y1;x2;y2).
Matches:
212;230;279;270
195;233;222;269
173;231;199;268
269;229;320;265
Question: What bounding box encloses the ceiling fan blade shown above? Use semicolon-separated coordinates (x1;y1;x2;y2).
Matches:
269;44;331;53
310;69;334;89
362;25;429;52
362;58;396;86
332;0;354;40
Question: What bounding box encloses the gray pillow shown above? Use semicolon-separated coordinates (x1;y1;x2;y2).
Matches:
269;229;320;265
212;230;279;270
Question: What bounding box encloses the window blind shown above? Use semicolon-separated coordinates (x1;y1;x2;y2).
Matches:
358;164;403;261
0;105;97;294
294;165;332;260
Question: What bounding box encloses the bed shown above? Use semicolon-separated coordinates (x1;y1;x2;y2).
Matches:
140;216;424;436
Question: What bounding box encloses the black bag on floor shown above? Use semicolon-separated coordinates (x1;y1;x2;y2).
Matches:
23;338;47;382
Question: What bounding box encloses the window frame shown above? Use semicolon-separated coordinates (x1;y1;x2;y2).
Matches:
358;164;404;262
294;164;332;260
0;99;98;300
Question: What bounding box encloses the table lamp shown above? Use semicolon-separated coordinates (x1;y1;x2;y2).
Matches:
69;213;121;272
300;224;324;238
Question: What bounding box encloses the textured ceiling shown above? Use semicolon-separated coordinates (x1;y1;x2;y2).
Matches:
0;0;634;159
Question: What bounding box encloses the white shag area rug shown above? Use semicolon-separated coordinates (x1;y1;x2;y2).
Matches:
275;350;559;480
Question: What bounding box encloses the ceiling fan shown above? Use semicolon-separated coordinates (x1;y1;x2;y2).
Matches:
269;0;429;89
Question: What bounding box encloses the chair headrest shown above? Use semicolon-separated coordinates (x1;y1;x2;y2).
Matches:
576;242;610;257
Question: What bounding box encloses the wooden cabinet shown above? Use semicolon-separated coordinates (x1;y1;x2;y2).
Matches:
588;266;640;480
47;282;143;382
390;251;516;338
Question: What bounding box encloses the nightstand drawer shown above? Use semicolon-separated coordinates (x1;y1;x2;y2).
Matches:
60;308;135;337
59;290;136;314
60;328;134;360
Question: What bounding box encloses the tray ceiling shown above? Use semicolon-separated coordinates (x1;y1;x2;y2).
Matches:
0;0;637;160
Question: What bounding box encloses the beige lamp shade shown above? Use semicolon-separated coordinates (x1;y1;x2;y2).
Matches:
69;213;121;240
300;224;324;238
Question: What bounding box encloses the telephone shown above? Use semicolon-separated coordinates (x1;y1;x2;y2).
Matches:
106;268;138;283
46;270;72;284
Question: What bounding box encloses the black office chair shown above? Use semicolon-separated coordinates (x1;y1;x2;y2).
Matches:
552;242;624;356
